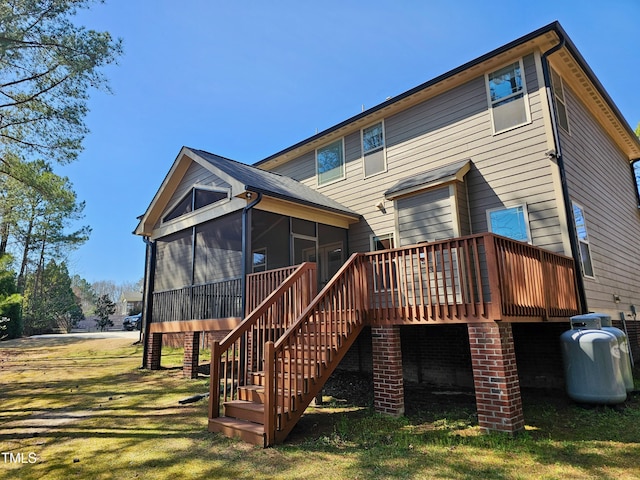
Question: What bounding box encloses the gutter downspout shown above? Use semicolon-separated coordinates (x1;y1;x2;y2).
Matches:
241;191;262;318
141;236;156;368
541;31;589;314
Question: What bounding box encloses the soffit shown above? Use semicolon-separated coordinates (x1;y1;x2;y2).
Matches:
549;51;640;160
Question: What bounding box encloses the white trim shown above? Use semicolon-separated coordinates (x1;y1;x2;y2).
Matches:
449;184;460;238
571;201;596;279
150;197;246;240
370;232;395;252
361;119;388;179
486;204;532;244
485;58;532;135
550;67;570;134
316;138;346;186
162;185;230;223
162;186;231;225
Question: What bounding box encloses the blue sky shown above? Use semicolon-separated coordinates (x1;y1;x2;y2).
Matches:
61;0;640;284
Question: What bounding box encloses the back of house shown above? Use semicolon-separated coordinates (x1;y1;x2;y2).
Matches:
134;21;640;445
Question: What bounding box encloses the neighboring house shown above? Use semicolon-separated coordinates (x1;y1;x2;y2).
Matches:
119;291;143;315
134;22;640;446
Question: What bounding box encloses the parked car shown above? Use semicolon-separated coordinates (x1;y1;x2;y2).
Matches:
123;313;142;331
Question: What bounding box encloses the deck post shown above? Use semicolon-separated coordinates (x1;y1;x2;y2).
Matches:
484;234;504;321
468;322;524;435
183;331;200;379
145;332;163;370
372;325;405;416
209;340;221;420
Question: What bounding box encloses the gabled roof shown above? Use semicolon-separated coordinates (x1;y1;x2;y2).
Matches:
255;21;640;170
385;160;471;200
190;148;359;217
134;147;358;237
120;292;142;302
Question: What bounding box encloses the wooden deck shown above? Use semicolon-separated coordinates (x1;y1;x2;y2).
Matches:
204;234;580;446
151;233;579;328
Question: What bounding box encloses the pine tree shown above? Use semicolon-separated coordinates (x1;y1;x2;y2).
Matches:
94;294;115;332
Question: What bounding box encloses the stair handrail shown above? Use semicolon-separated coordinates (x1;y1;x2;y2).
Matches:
209;262;316;420
264;252;367;445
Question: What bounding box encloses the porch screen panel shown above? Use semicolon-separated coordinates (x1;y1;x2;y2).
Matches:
251;210;290;270
154;229;193;291
396;186;453;246
194;211;242;285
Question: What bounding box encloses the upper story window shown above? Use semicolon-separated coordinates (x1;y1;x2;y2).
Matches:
551;68;570;133
486;60;531;133
362;121;386;177
316;139;345;186
487;205;531;243
572;202;594;278
163;187;228;223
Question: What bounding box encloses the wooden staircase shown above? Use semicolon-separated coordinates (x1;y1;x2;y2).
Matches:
208;255;367;447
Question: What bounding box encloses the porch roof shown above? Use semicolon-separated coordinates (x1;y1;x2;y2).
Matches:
384;159;471;200
191;148;360;220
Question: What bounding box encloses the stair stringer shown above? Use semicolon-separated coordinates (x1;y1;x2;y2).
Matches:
273;322;365;444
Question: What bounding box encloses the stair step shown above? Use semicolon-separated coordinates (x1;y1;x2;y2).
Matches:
238;385;305;409
238;385;265;403
208;416;265;447
224;400;265;424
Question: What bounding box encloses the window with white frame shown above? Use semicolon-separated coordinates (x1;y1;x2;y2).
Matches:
316;139;345;185
370;233;396;292
371;232;395;251
486;60;531;133
487;205;531;243
572;202;594;277
362;121;386;177
252;248;267;273
550;68;570;133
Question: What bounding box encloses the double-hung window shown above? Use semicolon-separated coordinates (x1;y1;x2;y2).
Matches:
572;202;594;277
316;139;345;185
550;68;570;133
362;121;386;177
487;205;531;243
486;60;531;133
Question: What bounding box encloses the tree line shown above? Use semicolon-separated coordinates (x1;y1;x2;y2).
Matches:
0;0;122;339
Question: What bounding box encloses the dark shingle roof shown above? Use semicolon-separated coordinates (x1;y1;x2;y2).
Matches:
190;148;359;219
385;159;471;198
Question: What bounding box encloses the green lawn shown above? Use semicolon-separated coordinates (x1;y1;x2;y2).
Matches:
1;335;639;479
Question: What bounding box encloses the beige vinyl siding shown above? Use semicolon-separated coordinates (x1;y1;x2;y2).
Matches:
396;187;454;245
456;182;471;236
153;161;232;230
560;82;640;314
267;54;565;256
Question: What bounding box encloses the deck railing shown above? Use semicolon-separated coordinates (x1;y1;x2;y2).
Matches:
364;233;579;323
492;235;579;318
245;265;300;314
152;234;579;326
209;263;317;420
264;253;368;445
151;277;242;322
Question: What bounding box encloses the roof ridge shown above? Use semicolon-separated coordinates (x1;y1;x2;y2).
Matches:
188;147;291;180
